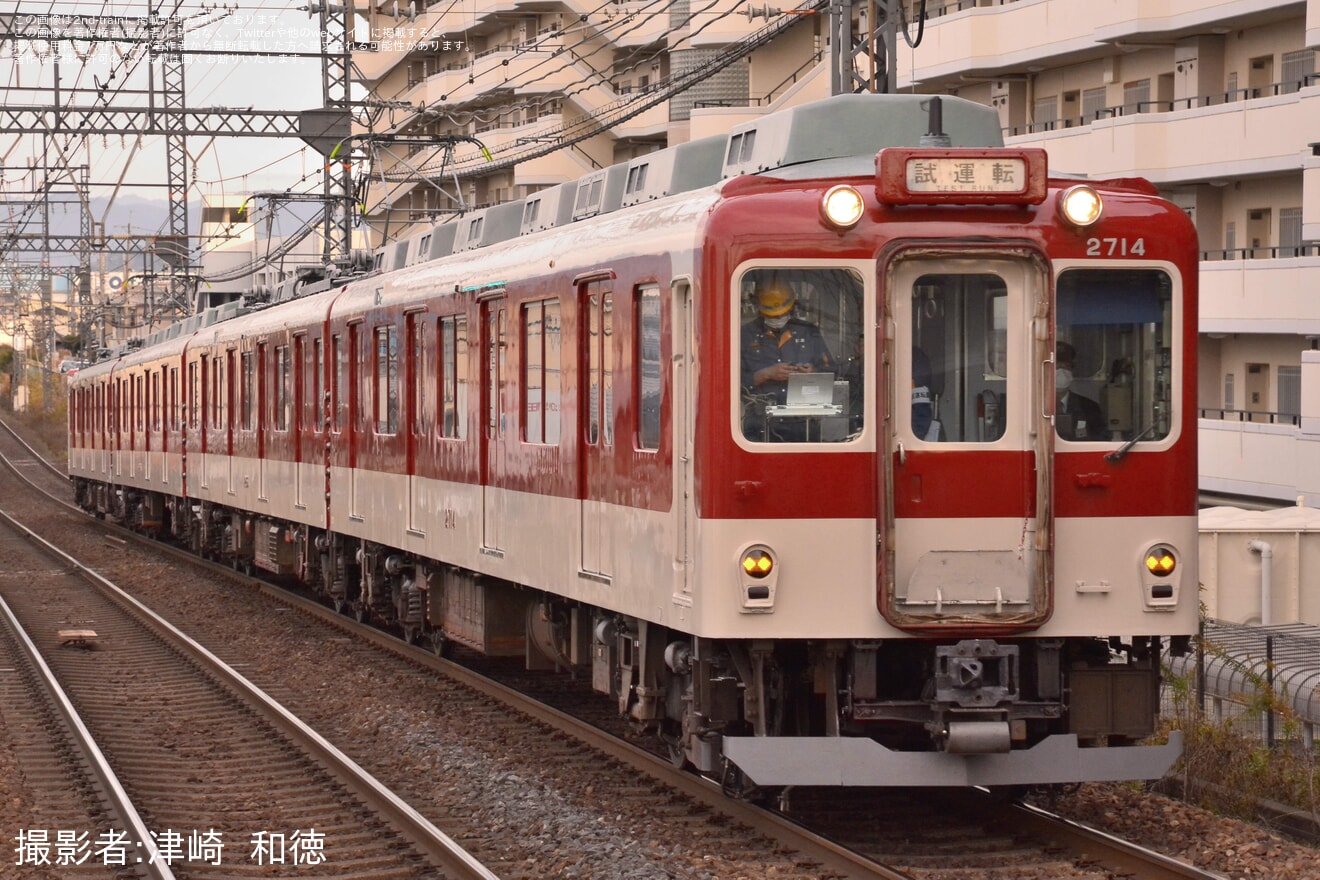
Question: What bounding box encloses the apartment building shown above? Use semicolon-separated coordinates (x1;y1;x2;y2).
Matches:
353;0;1320;505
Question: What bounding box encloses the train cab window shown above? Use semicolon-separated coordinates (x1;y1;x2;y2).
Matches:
1055;268;1174;444
906;273;1009;444
738;267;865;443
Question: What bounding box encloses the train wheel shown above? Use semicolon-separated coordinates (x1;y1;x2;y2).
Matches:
659;721;688;770
431;634;453;660
353;601;370;624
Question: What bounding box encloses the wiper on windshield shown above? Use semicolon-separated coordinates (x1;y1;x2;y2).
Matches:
1105;423;1157;463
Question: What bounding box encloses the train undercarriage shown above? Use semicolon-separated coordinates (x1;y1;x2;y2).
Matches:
76;479;1188;790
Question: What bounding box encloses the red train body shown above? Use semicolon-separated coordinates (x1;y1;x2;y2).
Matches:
69;94;1199;789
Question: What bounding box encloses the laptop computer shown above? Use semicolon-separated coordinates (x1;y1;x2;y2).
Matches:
783;372;836;409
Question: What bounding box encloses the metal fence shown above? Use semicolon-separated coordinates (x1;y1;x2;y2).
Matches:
1167;620;1320;749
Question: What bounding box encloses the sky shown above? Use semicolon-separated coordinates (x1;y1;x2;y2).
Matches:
0;1;332;244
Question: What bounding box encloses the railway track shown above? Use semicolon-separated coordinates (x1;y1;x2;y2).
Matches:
0;447;496;878
0;414;1231;879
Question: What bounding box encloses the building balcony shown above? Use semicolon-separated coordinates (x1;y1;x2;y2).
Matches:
606;1;671;48
1003;87;1314;183
1198;352;1320;506
1201;255;1320;337
896;0;1292;85
1200;417;1309;505
610;95;669;138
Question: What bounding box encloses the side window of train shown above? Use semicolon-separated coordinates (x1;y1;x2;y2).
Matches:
1055;268;1174;444
737;267;865;444
582;281;614;448
312;337;325;432
274;344;291;432
438;315;469;440
636;286;661;451
374;326;398;435
241;352;256;431
909;274;1008;444
523;298;562;445
332;335;344;433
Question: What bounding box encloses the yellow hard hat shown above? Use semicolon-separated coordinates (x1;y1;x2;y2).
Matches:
756;283;796;318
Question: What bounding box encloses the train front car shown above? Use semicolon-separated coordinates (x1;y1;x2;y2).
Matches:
681;95;1198;789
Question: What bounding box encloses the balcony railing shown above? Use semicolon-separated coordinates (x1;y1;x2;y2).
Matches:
1200;408;1300;427
1002;75;1320;138
1201;245;1320;261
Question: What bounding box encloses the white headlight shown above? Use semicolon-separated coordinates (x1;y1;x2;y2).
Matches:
822;185;866;229
1061;185;1103;227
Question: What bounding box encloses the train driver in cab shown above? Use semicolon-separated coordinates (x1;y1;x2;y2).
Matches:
1055;340;1105;441
740;281;835;439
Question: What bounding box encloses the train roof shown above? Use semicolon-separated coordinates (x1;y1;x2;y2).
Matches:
364;93;1003;275
106;92;1007;357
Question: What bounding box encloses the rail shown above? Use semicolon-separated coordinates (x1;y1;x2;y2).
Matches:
0;531;174;879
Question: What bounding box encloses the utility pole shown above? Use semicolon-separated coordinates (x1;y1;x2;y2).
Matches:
830;0;898;95
0;10;360;318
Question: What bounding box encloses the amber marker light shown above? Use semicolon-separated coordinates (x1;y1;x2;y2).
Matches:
1144;546;1177;577
741;548;775;579
1060;184;1103;228
822;185;865;229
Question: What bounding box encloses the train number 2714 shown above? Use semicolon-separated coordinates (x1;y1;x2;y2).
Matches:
1086;237;1146;257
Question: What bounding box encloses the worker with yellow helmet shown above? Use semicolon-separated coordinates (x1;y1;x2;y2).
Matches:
740;281;835;439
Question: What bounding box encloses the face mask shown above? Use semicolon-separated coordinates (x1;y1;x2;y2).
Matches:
1056;367;1073;393
764;314;791;330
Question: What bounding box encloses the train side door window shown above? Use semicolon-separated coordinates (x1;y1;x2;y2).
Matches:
274;344;291;431
241;352;255;430
169;367;178;432
311;336;325;431
636;286;661;451
906;274;1009;444
585;288;614;447
737;267;865;444
188;362;199;431
523;298;562;445
374;326;398;435
1055;268;1174;444
439;316;468;439
408;316;426;438
331;334;344;433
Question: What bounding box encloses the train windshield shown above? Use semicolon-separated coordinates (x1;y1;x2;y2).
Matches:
737;267;866;443
1055;268;1174;444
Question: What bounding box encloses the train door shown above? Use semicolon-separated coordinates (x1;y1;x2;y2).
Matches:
227;350;239;496
673;279;695;597
884;254;1052;629
579;278;613;579
196;357;208;490
481;297;507;554
348;321;363;520
293;335;306;509
114;377;124;479
258;343;269;502
405;314;423;533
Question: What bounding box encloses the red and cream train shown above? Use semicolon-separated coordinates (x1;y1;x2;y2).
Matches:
68;93;1198;789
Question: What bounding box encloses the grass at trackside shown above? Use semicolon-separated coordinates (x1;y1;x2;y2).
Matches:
3;374;69;467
